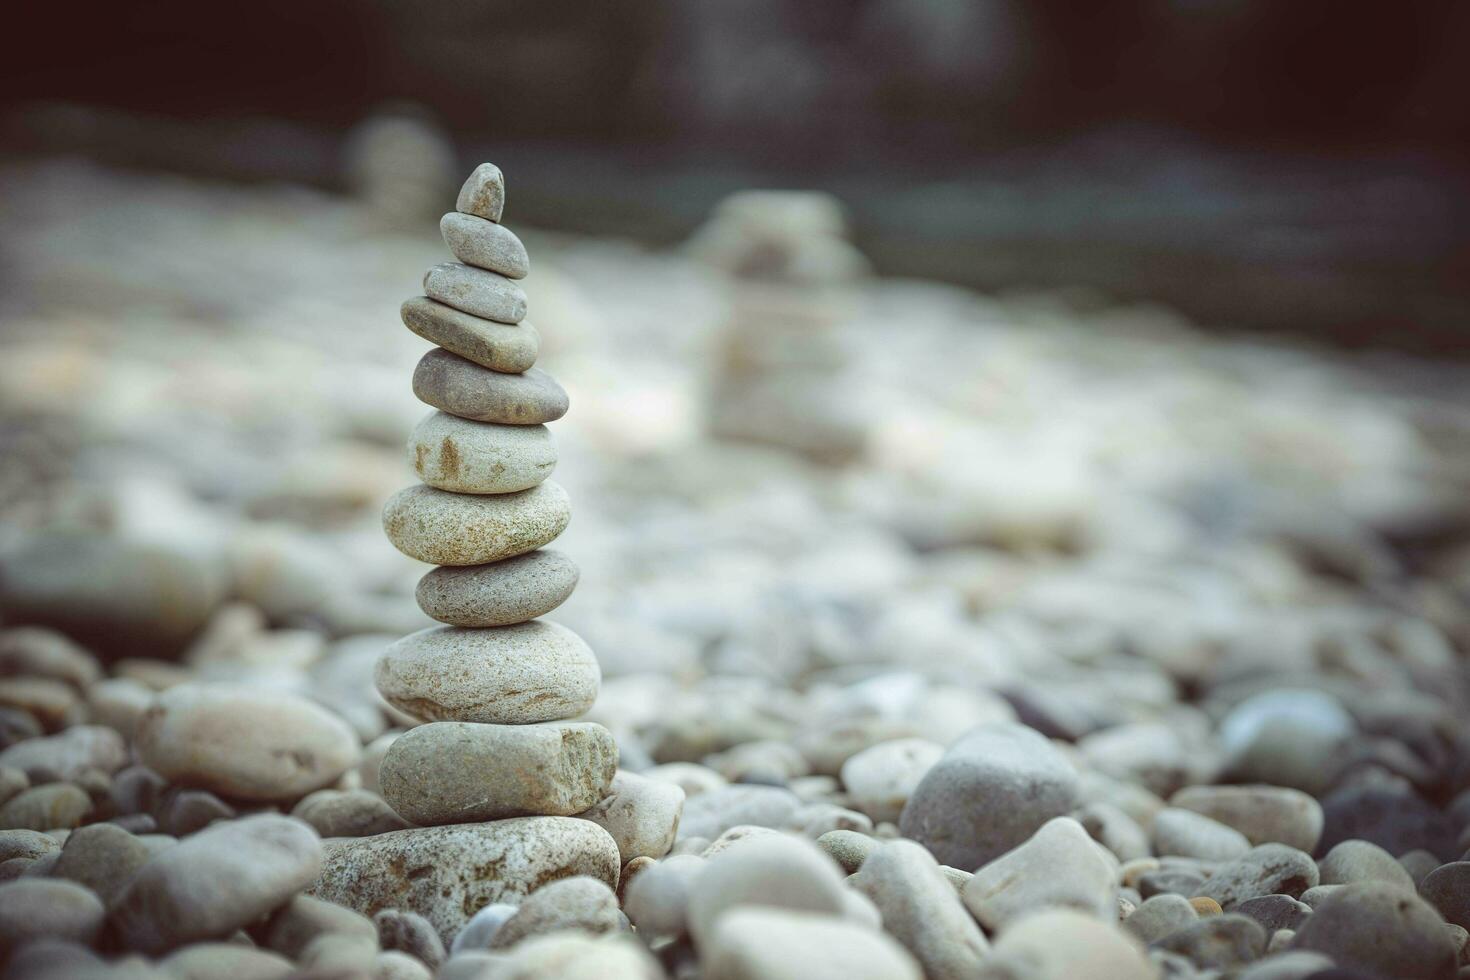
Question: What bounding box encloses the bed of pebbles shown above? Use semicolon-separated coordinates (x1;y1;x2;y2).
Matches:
0;155;1469;979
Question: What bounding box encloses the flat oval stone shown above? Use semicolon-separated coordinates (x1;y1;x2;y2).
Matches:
401;297;537;374
416;550;579;627
135;685;362;803
441;213;529;279
310;818;620;946
374;621;599;724
382;482;569;566
457;163;505;223
381;721;616;825
409;412;555;494
413;349;568;425
423;263;526;324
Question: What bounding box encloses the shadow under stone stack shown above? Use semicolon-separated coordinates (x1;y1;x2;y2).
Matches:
313;163;620;944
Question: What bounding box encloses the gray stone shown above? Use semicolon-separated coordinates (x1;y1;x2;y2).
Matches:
400;297;538;374
262;894;377;959
1298;884;1344;908
381;481;570;566
1319;839;1418;891
1077;801;1152;863
477;931;662;979
0;628;99;689
376;908;446;968
456;163;505;222
1292;880;1458;979
0;783;91;830
110;814;323;954
623;853;704;937
441;212;529;279
380;721;617;824
1234;894;1312;934
850;839;989;980
898;723;1078;870
416;549;578;628
1420;862;1470;930
52;822;152;906
290;789;412;838
816;829;877;873
986;908;1155;980
703;907;921;980
0;768;25;808
0;879;105;954
413;350;568;425
687;834;847;949
156;788;235;836
839;738;942;825
450;901;518;953
576;769;684;863
1152;807;1251;861
491;876;621;949
1153;914;1266;970
677;785;801;841
423;262;526;323
1193;844;1320;908
1169;784;1323;852
961;816;1116;930
310;818;620;946
408;412;555;495
135;685;361;803
0;829;59;862
375;622;599;724
1401;849;1443;887
1124;893;1198;943
1220;690;1354;794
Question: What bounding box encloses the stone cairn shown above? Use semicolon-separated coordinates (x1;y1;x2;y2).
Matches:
327;163;624;942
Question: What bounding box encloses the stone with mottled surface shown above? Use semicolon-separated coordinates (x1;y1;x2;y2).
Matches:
408;413;555;495
382;482;570;567
416;550;579;628
413;350;569;425
400;297;538;374
457;163;505;222
423;263;526;324
442;213;529;279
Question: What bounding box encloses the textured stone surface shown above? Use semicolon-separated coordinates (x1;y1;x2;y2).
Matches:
0;879;105;953
413;350;569;425
576;769;685;863
1152;807;1252;861
490;876;621;949
840;737;943;825
51;822;153;906
408;412;555;494
961;816;1117;930
375;622;599;724
380;721;617;824
1319;839;1418;891
442;212;530;279
0;725;126;783
1169;784;1323;852
456;163;505;222
382;481;570;566
423;263;527;324
1194;844;1320;908
400;297;538;374
416;549;579;627
850;839;989;980
0;782;91;830
1419;862;1470;930
1153;914;1267;970
310;818;620;945
1292;881;1458;980
1124;893;1198;942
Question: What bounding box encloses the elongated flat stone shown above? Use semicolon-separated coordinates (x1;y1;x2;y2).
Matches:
424;263;526;324
310;818;619;946
408;412;555;494
442;213;529;279
382;482;569;566
413;349;568;425
401;297;537;374
417;549;579;627
374;621;599;724
457;163;505;223
380;721;617;825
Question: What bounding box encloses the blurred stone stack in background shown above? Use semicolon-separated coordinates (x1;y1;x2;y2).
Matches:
690;191;872;464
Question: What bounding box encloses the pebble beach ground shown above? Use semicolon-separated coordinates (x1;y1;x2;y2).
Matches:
1;158;1469;979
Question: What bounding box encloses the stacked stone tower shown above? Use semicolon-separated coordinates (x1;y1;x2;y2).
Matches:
374;163;618;832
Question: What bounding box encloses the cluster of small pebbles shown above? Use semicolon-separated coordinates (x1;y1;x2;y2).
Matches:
0;159;1469;979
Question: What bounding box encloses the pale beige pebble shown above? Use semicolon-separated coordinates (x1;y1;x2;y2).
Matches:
309;818;620;946
408;412;555;495
790;802;873;838
412;350;569;425
703;907;922;980
1122;857;1161;888
291;789;412;838
1169;784;1324;852
817;829;877;873
641;762;727;798
441;212;530;279
0;677;80;731
481;932;662;980
0;828;59;862
263;893;378;959
0;627;100;689
110;814;324;955
357;733;399;796
382;482;570;567
400;297;539;374
962;817;1118;931
490;876;621;949
702;825;782;858
850;839;990;980
618;855;655;902
299;930;379;973
840;737;944;825
623;853;705;937
0;783;92;830
706;740;809;784
160;943;294;980
1317;839;1417;891
374;622;599;725
85;678;155;740
985;908;1156;980
457;163;505;222
1151;807;1252;861
577;769;685;863
0;724;127;782
113;658;193;691
0;878;105;955
381;721;616;824
451;902;519;953
134;684;361;803
1266;930;1299;955
376;949;433;980
417;550;578;628
52;822;153;906
0;769;29;809
423;262;527;324
687;833;848;948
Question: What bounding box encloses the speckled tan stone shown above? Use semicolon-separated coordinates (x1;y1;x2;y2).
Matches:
408;412;555;495
423;263;526;324
381;482;569;566
400;297;538;374
311;818;618;946
374;621;599;724
380;721;617;825
456;163;505;223
441;213;529;279
412;350;569;425
416;550;579;627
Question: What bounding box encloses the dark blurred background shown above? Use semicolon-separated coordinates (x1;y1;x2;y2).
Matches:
5;0;1469;347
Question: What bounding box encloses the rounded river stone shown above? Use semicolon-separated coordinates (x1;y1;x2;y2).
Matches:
413;350;569;425
441;213;529;279
457;163;505;223
409;412;555;494
375;621;599;724
380;721;617;824
400;297;538;374
382;481;570;566
423;262;526;324
416;550;579;627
